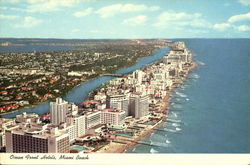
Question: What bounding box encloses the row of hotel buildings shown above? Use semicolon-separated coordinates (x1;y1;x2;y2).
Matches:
0;41;193;153
1;98;126;153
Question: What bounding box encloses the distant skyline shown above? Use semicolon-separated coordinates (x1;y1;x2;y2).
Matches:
0;0;250;39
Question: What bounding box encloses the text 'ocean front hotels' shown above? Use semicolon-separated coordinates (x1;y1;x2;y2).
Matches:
0;41;194;153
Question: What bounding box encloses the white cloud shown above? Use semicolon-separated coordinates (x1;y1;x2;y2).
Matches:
157;11;202;22
149;6;160;11
182;28;208;34
0;6;27;12
123;15;147;26
26;0;80;12
154;11;210;28
90;30;100;33
27;0;46;3
0;0;84;12
236;25;250;31
212;12;250;32
0;0;19;3
0;14;19;19
228;12;250;23
71;29;80;33
154;10;250;34
181;19;211;28
74;8;93;17
10;7;27;12
213;23;232;31
27;0;79;6
96;4;159;18
238;0;250;6
96;4;120;18
0;6;8;10
15;16;42;28
212;13;250;32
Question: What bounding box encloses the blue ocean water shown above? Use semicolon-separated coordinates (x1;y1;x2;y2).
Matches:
127;39;250;153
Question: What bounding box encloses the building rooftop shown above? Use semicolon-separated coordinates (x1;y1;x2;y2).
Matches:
0;118;14;125
83;100;100;104
101;109;124;113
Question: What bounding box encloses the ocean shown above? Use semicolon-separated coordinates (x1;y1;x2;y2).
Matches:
127;39;250;153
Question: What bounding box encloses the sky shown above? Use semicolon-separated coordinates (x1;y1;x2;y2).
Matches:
0;0;249;39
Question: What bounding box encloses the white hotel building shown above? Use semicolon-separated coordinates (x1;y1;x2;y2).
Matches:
50;98;69;125
101;109;126;126
85;110;101;129
5;125;70;153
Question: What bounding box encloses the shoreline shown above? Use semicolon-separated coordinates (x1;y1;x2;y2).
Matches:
0;101;47;116
97;61;197;153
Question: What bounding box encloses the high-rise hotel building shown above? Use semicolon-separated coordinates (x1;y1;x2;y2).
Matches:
106;94;130;116
101;109;126;126
66;114;86;137
0;118;15;150
50;98;69;125
106;94;149;118
5;126;70;153
129;94;149;118
85;110;101;129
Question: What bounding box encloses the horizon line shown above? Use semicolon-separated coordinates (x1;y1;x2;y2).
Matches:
1;37;250;40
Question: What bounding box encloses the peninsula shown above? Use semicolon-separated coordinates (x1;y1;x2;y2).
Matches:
95;41;196;153
0;40;196;153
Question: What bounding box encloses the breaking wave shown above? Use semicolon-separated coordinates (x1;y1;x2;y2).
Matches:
173;104;183;109
164;127;181;133
150;140;169;148
150;148;159;153
175;91;187;98
172;123;181;127
190;73;200;79
166;139;171;144
175;98;181;102
197;61;205;66
166;118;182;123
175;127;182;131
171;112;178;118
164;128;178;133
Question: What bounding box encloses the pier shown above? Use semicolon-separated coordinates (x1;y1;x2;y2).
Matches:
115;139;168;148
136;141;166;148
163;118;182;123
152;128;168;132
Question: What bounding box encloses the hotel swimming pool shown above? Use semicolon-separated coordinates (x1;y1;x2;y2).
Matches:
115;133;133;138
71;145;88;151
